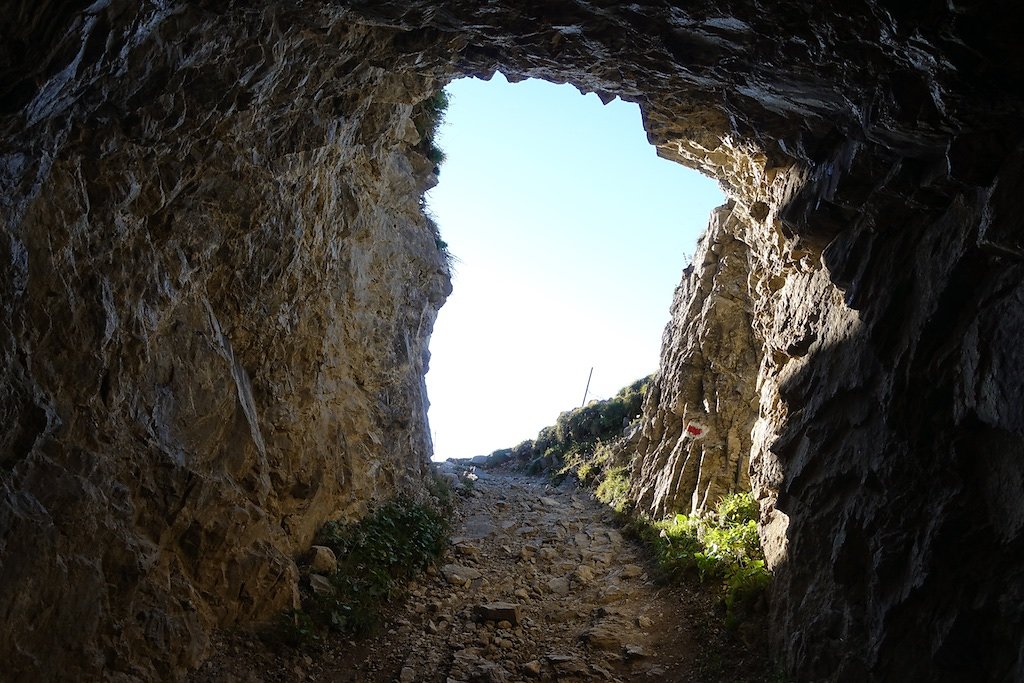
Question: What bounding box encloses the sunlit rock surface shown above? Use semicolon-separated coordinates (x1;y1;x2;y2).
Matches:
2;1;1022;680
631;201;761;516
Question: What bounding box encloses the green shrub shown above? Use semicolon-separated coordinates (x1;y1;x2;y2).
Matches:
491;375;652;478
425;467;457;514
275;496;451;645
427;144;446;166
633;492;771;626
715;491;760;526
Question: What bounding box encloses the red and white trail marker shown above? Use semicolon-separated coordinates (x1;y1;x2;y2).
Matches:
685;420;709;440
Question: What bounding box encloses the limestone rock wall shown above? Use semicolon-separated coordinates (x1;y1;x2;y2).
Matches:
631;201;762;516
3;1;1024;681
1;5;451;680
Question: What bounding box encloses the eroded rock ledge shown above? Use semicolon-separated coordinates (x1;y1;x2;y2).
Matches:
2;1;1023;680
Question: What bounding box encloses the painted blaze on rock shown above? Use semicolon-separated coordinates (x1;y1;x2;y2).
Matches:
685;421;709;439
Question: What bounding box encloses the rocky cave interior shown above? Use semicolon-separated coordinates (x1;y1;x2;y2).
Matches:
1;1;1022;681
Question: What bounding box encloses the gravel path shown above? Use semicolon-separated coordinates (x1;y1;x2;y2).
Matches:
193;468;767;682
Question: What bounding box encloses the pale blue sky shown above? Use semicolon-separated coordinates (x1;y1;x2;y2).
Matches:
425;73;724;460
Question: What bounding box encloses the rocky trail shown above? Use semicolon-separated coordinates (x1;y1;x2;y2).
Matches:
193;468;769;682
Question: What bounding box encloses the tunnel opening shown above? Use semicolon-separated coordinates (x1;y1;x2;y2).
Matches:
423;72;725;462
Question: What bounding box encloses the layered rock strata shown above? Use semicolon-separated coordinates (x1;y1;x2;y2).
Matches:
2;1;1023;681
631;201;761;516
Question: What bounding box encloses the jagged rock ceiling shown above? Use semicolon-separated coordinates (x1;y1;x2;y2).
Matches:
1;1;1022;680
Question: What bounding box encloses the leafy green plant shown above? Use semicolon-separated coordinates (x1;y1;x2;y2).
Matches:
273;496;451;646
425;467;457;513
715;491;760;526
631;493;771;625
423;211;454;265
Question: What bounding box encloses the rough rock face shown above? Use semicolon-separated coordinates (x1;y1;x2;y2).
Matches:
2;1;1023;681
631;201;761;516
1;7;452;681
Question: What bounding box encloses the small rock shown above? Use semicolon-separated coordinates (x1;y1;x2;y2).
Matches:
399;666;416;682
636;615;653;628
522;660;542;677
455;543;481;558
442;564;482;585
545;607;575;623
582;626;622;651
309;545;338;574
546;655;588;675
573;565;594;584
625;644;648;659
475;602;522;625
546;577;570;595
308;573;334;596
620;564;644;578
539;496;562;507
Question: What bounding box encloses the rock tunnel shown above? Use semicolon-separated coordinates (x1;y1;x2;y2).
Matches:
1;1;1022;680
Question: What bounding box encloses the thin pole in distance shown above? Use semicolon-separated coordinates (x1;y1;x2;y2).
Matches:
581;367;594;407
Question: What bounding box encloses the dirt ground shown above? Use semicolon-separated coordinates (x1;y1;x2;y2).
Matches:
190;468;772;682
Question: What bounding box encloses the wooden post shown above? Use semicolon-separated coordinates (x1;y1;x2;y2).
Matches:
581;367;594;407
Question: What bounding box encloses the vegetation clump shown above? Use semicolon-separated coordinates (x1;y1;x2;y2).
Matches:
413;88;453;265
413;89;449;174
272;486;452;646
489;375;650;479
628;492;770;627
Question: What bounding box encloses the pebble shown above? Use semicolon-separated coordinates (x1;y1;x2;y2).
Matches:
621;565;644;578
